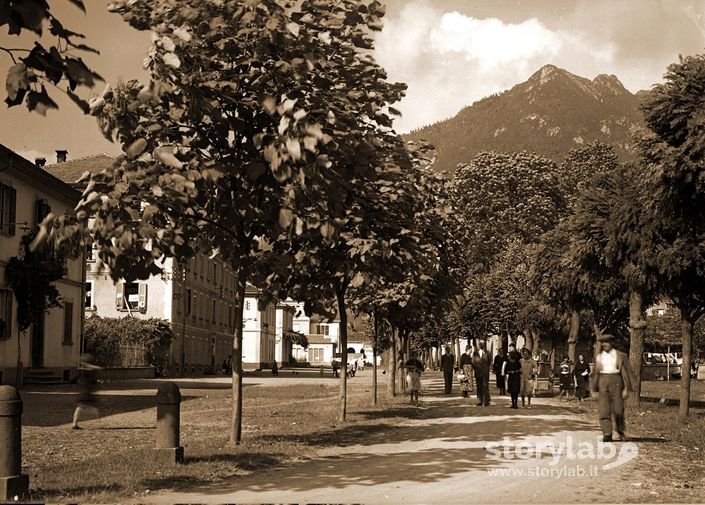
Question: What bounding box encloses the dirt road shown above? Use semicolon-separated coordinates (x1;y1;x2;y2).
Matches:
145;374;648;504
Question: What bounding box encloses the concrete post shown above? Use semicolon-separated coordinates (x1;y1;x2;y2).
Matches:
0;386;29;500
154;382;184;465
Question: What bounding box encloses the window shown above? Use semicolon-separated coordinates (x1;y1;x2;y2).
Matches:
116;282;148;312
212;299;216;323
35;199;51;226
0;182;17;236
86;244;96;262
245;300;251;311
186;288;192;315
0;289;12;339
85;281;94;309
63;302;73;344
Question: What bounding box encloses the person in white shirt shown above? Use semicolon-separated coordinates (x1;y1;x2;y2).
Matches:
591;333;633;442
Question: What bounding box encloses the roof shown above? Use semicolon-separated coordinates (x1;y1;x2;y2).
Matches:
307;335;337;345
44;154;115;186
0;144;81;203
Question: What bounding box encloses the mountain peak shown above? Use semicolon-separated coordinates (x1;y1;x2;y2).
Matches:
529;64;564;85
592;73;628;95
406;65;642;173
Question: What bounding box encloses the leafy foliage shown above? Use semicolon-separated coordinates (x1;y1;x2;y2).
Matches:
84;316;174;375
1;0;101;113
4;232;66;332
283;329;308;349
453;151;565;270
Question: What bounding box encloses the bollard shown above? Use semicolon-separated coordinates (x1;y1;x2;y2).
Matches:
0;386;29;501
154;382;184;465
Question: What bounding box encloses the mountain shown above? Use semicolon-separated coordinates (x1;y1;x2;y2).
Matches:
405;64;644;173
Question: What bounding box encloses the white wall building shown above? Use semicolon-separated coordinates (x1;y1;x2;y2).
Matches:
47;154;241;375
0;145;85;385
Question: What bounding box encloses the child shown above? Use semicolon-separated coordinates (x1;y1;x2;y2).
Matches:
404;351;424;405
72;353;101;429
559;357;572;400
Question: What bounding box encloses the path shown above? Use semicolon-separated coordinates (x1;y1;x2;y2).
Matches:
145;373;645;504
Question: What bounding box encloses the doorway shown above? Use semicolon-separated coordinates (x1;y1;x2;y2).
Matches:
31;314;45;368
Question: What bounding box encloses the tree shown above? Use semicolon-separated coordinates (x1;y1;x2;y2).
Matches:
453;151;565;271
1;0;101;113
45;0;406;442
640;53;705;419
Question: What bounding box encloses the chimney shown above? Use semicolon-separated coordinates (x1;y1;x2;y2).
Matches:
56;149;68;164
35;157;47;168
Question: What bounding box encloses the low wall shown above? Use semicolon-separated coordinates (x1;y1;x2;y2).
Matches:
99;367;155;380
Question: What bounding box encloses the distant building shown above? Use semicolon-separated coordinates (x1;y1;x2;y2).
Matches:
0;145;85;385
45;153;241;375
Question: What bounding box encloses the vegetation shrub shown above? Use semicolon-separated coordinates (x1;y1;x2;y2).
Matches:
84;316;173;375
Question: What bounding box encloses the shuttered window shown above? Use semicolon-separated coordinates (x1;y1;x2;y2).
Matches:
0;183;17;236
63;302;73;344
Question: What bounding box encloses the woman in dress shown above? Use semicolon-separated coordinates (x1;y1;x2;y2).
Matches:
459;346;474;398
505;350;522;408
573;354;590;401
520;348;537;408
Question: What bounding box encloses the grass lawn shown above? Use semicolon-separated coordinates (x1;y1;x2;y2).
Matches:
640;379;705;401
574;392;705;502
20;371;408;503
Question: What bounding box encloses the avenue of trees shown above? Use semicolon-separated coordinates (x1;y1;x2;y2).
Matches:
7;1;705;433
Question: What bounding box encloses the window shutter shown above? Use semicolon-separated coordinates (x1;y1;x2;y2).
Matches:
116;282;124;309
8;187;16;236
138;283;148;313
63;302;73;344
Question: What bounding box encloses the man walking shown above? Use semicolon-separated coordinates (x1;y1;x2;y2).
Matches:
591;333;633;442
472;339;492;406
440;346;455;394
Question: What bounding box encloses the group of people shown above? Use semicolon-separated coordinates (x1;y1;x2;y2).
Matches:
439;341;538;408
404;332;634;442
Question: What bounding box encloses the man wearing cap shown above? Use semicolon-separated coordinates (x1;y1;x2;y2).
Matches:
591;333;633;442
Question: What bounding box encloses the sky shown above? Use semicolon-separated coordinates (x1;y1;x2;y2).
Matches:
1;0;704;163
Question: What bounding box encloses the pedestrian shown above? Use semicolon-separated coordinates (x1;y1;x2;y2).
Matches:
72;353;101;430
404;351;424;404
472;339;492;406
459;345;474;397
591;333;633;442
520;347;537;408
441;346;455;394
493;349;507;396
505;350;522;408
397;351;406;392
574;354;590;401
558;357;572;400
271;360;278;376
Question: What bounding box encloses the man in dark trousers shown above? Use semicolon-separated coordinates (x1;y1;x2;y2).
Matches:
440;346;455;394
472;339;492;406
591;333;633;442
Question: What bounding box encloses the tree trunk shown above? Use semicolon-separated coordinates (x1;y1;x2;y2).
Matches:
230;268;248;445
372;309;378;406
533;330;541;359
336;286;349;422
627;289;646;406
523;328;534;354
454;336;461;368
567;310;580;364
388;325;397;396
679;316;693;420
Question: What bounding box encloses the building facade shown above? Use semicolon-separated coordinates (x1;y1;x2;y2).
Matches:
0;145;85;385
46;153;241;375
